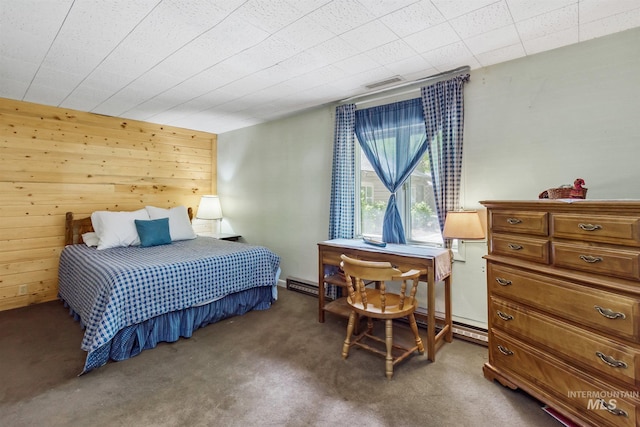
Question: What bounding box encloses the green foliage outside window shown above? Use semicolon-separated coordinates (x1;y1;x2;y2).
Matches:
360;188;386;235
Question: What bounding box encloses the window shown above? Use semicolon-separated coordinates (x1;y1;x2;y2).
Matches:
357;145;443;246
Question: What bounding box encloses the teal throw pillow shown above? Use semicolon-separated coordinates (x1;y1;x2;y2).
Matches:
135;218;172;247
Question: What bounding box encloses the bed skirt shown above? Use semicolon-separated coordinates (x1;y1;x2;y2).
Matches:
62;285;275;374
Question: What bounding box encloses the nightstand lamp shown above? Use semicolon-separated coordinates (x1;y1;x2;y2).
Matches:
442;210;485;261
196;195;223;234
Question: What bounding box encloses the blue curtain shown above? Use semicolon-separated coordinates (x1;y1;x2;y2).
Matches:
329;104;356;240
420;74;470;248
327;104;356;300
355;98;427;243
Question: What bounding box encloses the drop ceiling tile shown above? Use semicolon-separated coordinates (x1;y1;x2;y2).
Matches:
331;67;396;92
24;66;85;104
366;40;419;65
465;24;521;55
506;0;575;22
359;0;419;16
580;7;640;41
449;1;513;38
2;0;640;135
245;35;303;67
333;53;383;75
284;0;332;15
61;85;118;112
0;0;72;38
251;82;300;103
38;45;105;75
275;15;336;51
522;27;578;55
308;0;377;34
516;4;578;41
79;67;138;95
277;50;331;76
155;17;270;80
420;41;477;69
46;0;157;54
382;55;436;77
0;55;39;84
234;0;305;33
23;82;73;106
91;88;151;116
475;42;526;67
399;67;441;83
404;22;461;53
97;44;160;82
339;20;399;52
0;28;52;62
431;0;500;20
580;0;640;24
219;74;274;99
283;64;346;89
0;76;28;100
309;36;361;64
379;0;446;37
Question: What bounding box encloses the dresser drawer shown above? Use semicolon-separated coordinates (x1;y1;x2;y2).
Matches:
491;330;638;427
552;214;640;246
553;242;640;281
490;234;549;264
491;298;640;388
490;211;548;236
488;263;640;341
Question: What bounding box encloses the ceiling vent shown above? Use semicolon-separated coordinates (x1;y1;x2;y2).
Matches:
364;76;404;89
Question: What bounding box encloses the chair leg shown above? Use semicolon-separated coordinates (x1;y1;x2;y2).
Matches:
385;319;393;379
408;314;424;354
342;311;357;359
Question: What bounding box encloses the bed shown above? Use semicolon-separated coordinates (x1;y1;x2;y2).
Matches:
59;207;281;374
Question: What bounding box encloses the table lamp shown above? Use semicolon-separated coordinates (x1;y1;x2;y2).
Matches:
442;210;485;241
443;210;485;262
196;195;223;234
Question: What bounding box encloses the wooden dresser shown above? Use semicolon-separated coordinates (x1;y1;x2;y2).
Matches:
481;200;640;427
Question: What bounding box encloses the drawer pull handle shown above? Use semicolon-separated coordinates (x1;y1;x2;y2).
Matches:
579;255;603;263
506;218;522;225
497;345;513;356
497;310;513;321
495;277;512;286
597;399;628;418
508;243;523;250
579;223;602;231
595;351;628;369
594;305;626;320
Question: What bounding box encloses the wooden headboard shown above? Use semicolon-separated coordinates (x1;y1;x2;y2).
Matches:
64;207;194;246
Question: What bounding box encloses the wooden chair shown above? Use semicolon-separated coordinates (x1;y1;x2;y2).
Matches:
340;254;424;379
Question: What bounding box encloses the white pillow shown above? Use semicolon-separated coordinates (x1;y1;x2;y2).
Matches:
145;205;196;241
82;232;100;247
91;209;150;250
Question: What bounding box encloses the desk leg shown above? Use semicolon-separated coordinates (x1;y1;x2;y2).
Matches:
426;269;436;362
444;275;453;342
318;251;325;323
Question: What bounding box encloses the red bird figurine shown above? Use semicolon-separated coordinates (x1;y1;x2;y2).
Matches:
570;178;586;199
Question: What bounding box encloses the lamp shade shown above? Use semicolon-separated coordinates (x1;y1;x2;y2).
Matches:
196;195;223;220
442;210;485;240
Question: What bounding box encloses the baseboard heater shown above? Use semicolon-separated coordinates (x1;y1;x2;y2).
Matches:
285;277;488;346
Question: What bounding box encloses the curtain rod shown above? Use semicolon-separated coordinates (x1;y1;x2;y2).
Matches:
339;65;470;105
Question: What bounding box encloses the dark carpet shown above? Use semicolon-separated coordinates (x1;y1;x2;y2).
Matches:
0;288;558;426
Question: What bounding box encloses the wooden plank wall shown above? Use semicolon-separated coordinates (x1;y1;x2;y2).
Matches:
0;97;217;311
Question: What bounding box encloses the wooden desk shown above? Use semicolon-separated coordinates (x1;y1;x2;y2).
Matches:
318;239;452;362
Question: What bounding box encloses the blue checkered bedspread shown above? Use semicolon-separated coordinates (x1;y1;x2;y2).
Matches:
58;236;280;355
